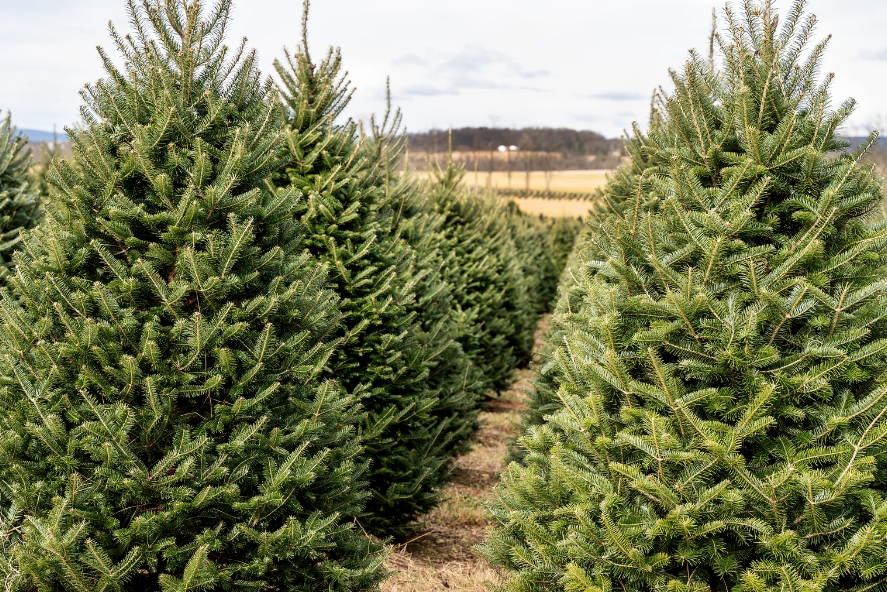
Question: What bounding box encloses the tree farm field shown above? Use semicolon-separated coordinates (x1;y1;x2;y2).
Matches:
504;196;594;218
416;169;611;217
417;169;611;192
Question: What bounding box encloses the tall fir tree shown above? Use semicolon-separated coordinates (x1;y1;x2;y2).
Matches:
362;95;485;455
482;2;887;591
0;112;42;279
0;1;385;590
272;12;480;535
428;156;535;392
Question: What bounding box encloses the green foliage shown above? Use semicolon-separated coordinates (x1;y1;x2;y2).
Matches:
428;159;535;392
0;113;42;278
519;226;592;432
272;22;480;536
546;216;585;278
28;136;63;203
482;2;887;591
0;2;385;590
521;124;655;433
503;203;559;317
364;101;485;454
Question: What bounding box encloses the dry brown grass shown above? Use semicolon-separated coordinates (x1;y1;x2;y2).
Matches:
417;170;612;193
380;318;549;592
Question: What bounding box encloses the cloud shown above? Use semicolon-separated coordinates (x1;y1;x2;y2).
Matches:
398;45;550;87
400;84;459;97
517;69;550;79
388;46;552;99
392;53;428;66
860;48;887;61
446;76;545;94
450;76;508;90
440;46;550;80
585;91;647;101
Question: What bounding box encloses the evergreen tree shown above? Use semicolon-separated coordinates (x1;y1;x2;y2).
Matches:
503;202;559;317
547;215;585;278
29;133;64;203
482;3;887;591
363;96;485;456
521;123;656;432
272;16;480;535
0;112;42;279
428;157;535;392
0;2;385;590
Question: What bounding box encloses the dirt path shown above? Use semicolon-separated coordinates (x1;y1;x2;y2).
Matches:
381;317;548;591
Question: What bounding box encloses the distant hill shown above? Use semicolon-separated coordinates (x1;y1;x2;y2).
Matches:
407;127;624;171
408;127;620;156
19;128;69;143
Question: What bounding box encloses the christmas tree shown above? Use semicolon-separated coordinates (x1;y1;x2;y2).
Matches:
482;2;887;591
272;14;480;535
547;215;585;278
428;156;535;392
0;113;42;279
503;202;559;317
0;1;385;590
362;94;485;457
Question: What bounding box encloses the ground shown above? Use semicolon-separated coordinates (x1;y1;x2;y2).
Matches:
415;169;608;218
461;170;611;194
417;170;611;194
380;317;548;591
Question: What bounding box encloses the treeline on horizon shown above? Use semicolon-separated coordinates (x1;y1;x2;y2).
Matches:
406;126;624;171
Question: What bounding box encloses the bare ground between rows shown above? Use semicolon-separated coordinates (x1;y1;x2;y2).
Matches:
381;316;549;592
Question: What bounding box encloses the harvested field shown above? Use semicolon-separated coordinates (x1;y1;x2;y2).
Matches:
416;169;612;194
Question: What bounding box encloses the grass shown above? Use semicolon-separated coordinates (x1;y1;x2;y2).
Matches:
380;317;549;592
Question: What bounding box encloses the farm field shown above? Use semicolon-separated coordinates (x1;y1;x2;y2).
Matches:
417;169;612;193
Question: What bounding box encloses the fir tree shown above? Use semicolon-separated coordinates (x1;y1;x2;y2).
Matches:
363;95;485;456
272;13;480;535
428;157;535;392
547;215;585;278
503;202;559;317
0;112;42;279
482;2;887;591
0;2;385;590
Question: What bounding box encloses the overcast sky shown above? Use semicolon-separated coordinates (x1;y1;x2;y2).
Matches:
2;0;886;139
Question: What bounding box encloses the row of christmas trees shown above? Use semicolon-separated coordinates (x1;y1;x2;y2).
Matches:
0;1;582;590
482;1;887;591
